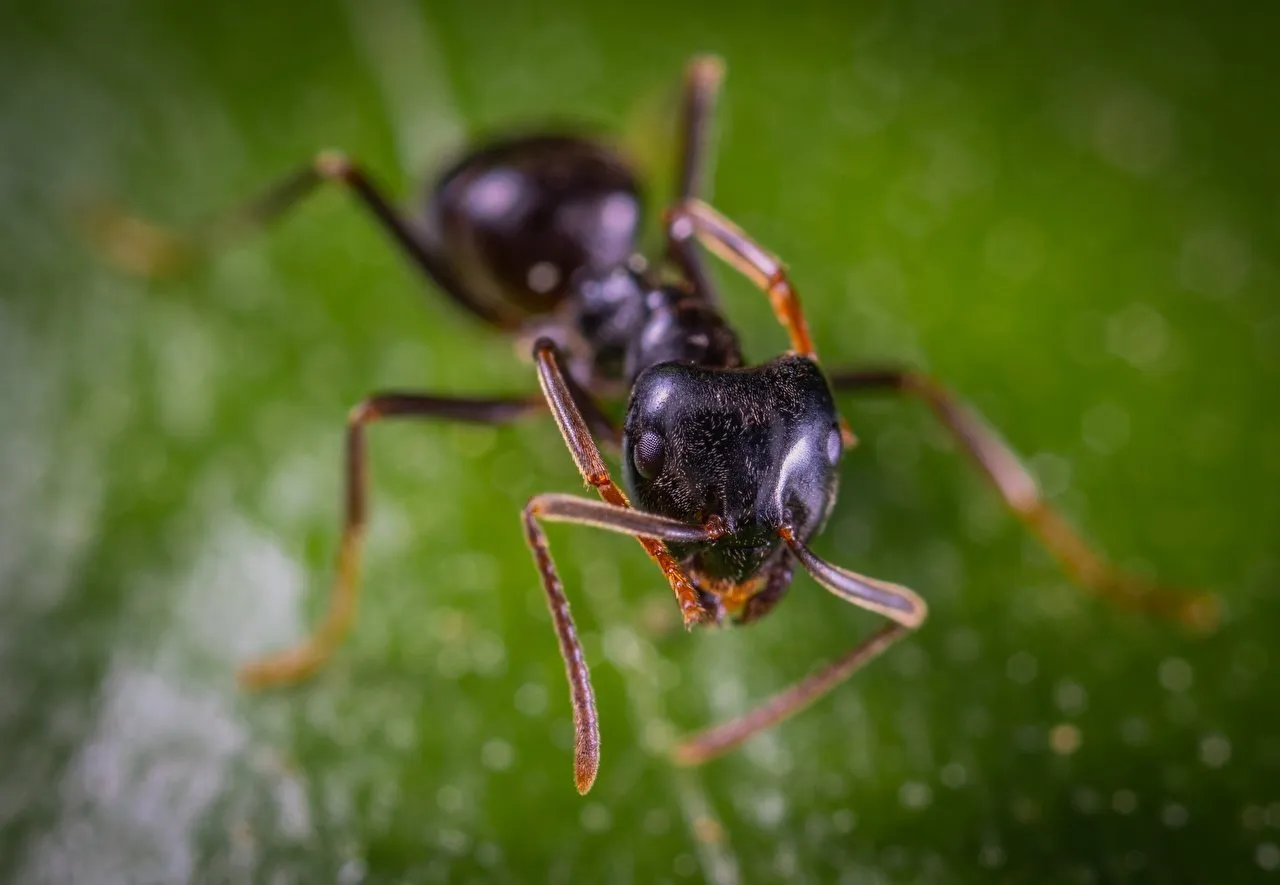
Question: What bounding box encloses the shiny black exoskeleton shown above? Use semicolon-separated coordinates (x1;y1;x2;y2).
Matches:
147;55;1197;795
427;135;644;326
426;130;837;608
426;135;744;389
623;357;842;585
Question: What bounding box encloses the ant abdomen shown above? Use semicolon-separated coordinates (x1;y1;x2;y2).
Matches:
425;134;643;324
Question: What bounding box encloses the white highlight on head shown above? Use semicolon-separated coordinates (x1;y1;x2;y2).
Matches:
774;435;814;512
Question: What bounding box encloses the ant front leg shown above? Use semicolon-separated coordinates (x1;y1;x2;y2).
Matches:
521;493;725;793
238;392;544;689
674;528;927;764
531;338;719;628
86;152;516;328
830;367;1220;631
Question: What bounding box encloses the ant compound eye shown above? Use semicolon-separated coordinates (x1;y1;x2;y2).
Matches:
826;426;843;465
633;430;666;480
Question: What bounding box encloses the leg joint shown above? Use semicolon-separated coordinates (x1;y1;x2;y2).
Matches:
347;399;380;427
314;150;355;181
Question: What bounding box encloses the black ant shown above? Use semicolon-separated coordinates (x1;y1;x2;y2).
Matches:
93;56;1217;795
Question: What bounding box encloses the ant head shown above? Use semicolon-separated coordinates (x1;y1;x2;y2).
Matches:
622;355;843;583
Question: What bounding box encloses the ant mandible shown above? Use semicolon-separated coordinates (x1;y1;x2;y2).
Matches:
93;56;1217;795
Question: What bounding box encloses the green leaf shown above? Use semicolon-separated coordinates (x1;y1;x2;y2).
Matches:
2;1;1277;882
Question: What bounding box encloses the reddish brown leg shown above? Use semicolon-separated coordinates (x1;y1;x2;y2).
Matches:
238;392;543;689
665;199;859;446
666;198;816;359
674;527;927;764
532;338;719;629
85;152;518;327
521;493;724;794
831;367;1219;631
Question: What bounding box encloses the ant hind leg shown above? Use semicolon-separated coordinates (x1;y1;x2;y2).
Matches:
85;151;517;327
665;55;726;303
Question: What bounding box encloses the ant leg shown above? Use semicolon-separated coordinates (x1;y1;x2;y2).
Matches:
676;56;725;204
665;198;816;359
666;56;725;301
676;625;906;764
532;337;718;628
521;493;723;794
238;391;544;689
665;198;859;445
86;152;517;328
674;527;926;764
830;367;1219;631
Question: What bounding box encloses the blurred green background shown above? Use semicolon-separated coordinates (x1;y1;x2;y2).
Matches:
1;0;1278;882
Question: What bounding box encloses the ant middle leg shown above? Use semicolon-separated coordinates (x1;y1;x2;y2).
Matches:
238;391;547;690
665;198;859;445
665;198;816;359
86;152;516;327
830;367;1219;631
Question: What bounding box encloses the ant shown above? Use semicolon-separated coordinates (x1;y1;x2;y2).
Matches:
93;56;1217;795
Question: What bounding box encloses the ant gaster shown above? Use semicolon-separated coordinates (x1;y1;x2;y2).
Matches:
95;57;1217;795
